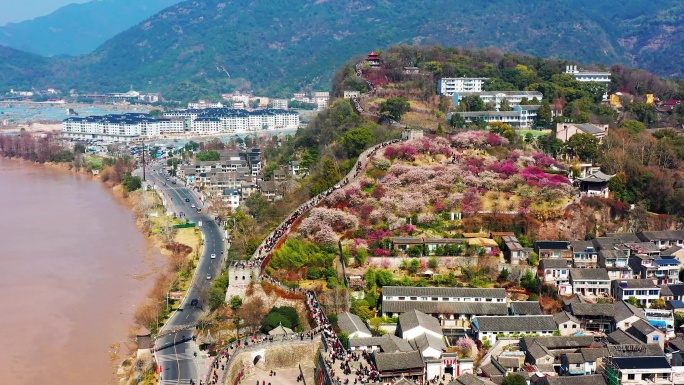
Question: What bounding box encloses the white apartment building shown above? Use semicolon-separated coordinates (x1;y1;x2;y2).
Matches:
613;279;661;307
454;105;540;128
188;101;224;109
62;113;180;143
453;91;543;109
564;65;611;87
438;78;489;96
271;98;289;109
163;108;299;134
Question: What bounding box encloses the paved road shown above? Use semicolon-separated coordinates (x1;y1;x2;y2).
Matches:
136;162;225;384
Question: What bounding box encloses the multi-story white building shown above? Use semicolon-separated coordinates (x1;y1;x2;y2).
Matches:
163;108;299;134
271;99;289;109
454;105;540;128
438;77;489;96
62;113;181;143
188;101;224;109
613;279;661;308
564;65;611;87
453;91;543;109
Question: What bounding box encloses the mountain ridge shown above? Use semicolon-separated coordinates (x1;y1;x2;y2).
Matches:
0;0;181;56
0;0;682;99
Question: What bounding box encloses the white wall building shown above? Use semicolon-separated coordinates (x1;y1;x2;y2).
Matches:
565;65;611;87
62;113;179;143
453;91;543;109
163;108;299;134
438;78;489;96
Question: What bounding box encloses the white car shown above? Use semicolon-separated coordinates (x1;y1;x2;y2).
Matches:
206;274;211;280
210;253;216;259
191;204;196;208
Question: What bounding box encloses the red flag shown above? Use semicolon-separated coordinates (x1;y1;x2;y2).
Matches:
156;365;162;374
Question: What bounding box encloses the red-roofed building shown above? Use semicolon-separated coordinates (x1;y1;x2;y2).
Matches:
365;51;381;68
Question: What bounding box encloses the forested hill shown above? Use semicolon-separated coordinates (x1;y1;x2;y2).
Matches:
0;0;181;57
1;0;682;99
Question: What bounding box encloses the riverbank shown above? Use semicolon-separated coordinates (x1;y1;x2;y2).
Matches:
0;155;203;384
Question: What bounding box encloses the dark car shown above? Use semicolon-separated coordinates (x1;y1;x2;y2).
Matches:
185;198;190;202
190;298;199;307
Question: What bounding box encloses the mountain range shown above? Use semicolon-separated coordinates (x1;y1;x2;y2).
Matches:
0;0;180;56
0;0;682;99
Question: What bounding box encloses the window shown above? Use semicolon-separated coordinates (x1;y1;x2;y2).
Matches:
627;374;635;380
398;297;405;300
653;336;659;341
572;324;577;329
561;270;567;274
410;297;417;300
421;297;428;301
564;325;568;329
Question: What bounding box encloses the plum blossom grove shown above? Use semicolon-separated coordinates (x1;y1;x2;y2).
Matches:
286;131;574;266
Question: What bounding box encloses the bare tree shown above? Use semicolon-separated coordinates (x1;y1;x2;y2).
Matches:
236;297;267;334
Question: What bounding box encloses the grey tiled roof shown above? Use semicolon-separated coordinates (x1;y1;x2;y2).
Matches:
381;299;508;316
473;315;557;332
382;286;506;299
663;284;684;297
607;343;664;357
348;334;413;352
410;332;446;352
580;348;609;362
538;374;608;385
373;351;424;371
627;319;658;340
540;258;571;269
398;310;443;337
613;301;647;322
520;335;595;350
662;245;684;256
615;279;658;289
337;312;372;336
449;373;497;385
570;240;595;252
607;329;643;345
570;303;615;317
510;301;543;315
553;311;579;325
561;352;584;364
570;268;609;281
637;230;684;242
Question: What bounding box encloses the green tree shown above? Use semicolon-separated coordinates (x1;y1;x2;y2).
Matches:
620;119;646;136
340;126;376;157
626;296;640;307
458;95;486;112
229;295;243;310
488;121;515;141
566;133;600;162
627;102;656;126
538;134;564;157
149;109;163;118
380;97;411;121
408;258;420;273
483;78;516;92
501;374;526;385
245;193;270;220
537;99;552;127
520;270;539;293
74;143;87;153
450;112;466;128
196;151;220;161
338;331;350;349
122;174;142;191
351;299;373;320
651;298;667;309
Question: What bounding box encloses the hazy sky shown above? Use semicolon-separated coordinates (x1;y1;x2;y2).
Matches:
0;0;90;26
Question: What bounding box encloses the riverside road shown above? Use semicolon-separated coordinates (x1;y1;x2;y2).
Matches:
136;162;225;385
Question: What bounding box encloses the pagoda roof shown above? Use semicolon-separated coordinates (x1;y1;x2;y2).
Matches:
578;171;613;183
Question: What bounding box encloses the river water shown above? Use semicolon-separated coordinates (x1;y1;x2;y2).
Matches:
0;158;165;384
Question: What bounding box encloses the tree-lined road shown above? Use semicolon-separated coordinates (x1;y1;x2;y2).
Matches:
136;162;225;384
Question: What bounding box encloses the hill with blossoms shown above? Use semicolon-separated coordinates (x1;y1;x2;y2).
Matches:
265;130;575;283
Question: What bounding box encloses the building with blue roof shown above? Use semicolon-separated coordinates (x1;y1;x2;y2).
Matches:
164;108;299;134
62;113;184;142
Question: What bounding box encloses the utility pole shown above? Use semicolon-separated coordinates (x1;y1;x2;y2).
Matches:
141;140;146;182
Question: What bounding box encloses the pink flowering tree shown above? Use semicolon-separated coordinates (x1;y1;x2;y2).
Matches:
456;337;476;358
461;187;482;215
